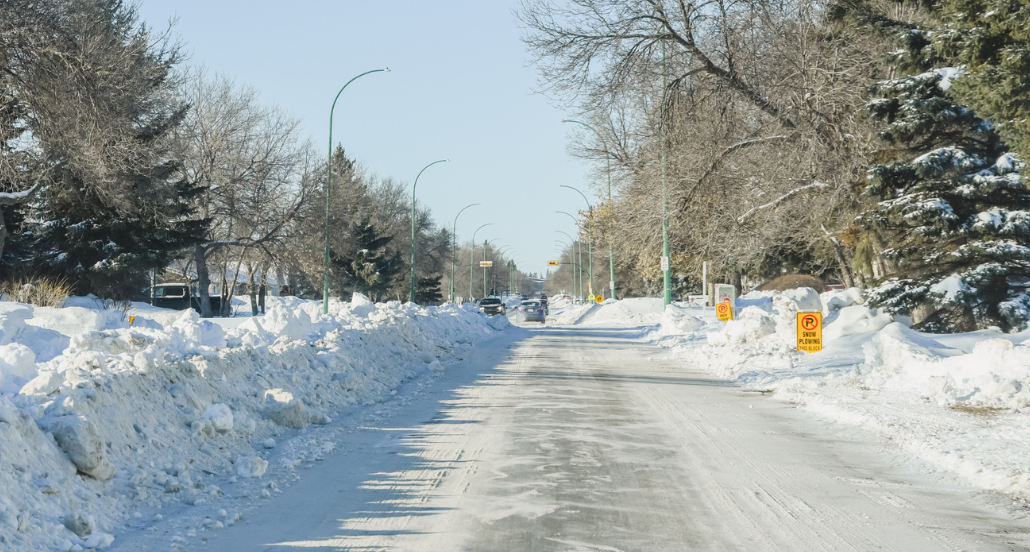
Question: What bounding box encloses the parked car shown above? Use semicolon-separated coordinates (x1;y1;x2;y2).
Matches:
151;283;223;315
517;300;545;323
478;297;505;316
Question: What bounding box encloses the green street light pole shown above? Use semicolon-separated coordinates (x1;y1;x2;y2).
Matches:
557;211;583;301
410;159;450;304
496;245;514;293
470;223;493;301
555;238;581;301
324;68;389;315
561;185;594;298
481;239;495;298
450;203;479;303
556;231;579;299
562;119;616;299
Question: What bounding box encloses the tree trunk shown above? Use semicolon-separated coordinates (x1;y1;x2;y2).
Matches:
194;245;213;318
827;237;855;288
248;262;258;316
0;208;7;265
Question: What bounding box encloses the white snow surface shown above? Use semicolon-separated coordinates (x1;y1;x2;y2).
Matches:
0;294;508;551
554;291;1030;501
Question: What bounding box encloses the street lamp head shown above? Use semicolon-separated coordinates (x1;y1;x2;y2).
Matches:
383;67;391;72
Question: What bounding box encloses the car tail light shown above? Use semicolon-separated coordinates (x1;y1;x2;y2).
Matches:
519;307;525;311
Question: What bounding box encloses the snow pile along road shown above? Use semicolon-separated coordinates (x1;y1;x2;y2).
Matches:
547;297;665;327
0;295;509;551
643;288;1030;501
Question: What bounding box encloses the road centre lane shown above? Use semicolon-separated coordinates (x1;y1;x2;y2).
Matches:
183;326;1030;551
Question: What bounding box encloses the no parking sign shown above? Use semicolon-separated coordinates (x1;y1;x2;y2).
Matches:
796;312;823;353
715;300;733;321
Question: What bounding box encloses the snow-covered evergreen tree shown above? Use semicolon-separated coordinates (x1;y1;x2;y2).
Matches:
937;0;1030;162
857;13;1030;332
334;218;402;302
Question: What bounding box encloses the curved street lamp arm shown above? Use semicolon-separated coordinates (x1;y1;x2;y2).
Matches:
559;184;591;210
410;158;450;303
324;67;390;314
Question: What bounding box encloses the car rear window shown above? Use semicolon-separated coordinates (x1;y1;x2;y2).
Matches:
522;301;540;307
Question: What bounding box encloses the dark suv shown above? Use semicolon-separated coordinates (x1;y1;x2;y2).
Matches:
537;293;549;314
478;297;505;316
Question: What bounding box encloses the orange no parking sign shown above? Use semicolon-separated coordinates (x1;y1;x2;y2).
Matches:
796;312;823;353
715;300;733;321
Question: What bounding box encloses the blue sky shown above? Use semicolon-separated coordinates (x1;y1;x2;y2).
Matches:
138;0;595;277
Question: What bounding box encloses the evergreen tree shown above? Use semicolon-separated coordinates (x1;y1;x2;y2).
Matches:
936;0;1030;161
851;2;1030;331
1;0;204;297
415;275;443;305
334;218;402;302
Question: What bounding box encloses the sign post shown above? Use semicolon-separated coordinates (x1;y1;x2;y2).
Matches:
796;312;823;353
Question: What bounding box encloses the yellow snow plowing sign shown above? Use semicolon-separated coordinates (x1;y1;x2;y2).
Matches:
715;300;733;321
796;312;823;353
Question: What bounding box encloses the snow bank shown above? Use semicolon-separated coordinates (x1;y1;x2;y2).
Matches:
0;294;509;551
646;286;1030;501
548;297;666;327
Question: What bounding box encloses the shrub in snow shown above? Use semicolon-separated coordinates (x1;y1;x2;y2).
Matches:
45;415;116;481
758;274;827;293
235;456;268;478
201;404;233;433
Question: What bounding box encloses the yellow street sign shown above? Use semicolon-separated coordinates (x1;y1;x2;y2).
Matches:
480;261;493;267
129;316;136;326
547;260;560;267
796;312;823;353
595;294;604;304
715;299;734;321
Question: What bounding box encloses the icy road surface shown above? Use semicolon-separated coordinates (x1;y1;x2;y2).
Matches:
121;325;1030;551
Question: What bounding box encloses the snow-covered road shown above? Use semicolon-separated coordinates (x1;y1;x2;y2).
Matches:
123;324;1030;551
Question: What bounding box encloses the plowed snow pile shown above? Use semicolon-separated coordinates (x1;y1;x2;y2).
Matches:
548;297;665;327
644;288;1030;501
0;295;508;551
